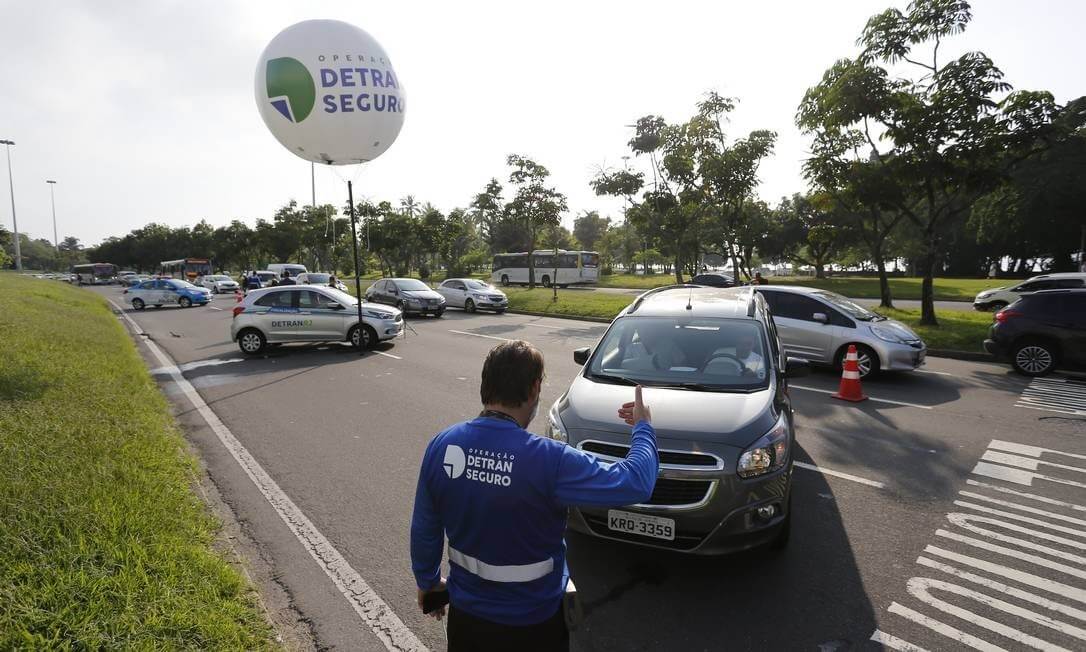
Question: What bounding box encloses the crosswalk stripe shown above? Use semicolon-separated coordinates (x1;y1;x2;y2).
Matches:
1015;377;1086;416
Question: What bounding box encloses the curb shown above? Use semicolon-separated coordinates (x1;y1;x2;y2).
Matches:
926;348;993;362
507;309;612;324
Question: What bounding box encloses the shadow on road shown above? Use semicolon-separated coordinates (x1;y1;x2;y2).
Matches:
566;442;875;651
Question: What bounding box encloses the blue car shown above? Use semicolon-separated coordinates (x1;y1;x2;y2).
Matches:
125;278;212;310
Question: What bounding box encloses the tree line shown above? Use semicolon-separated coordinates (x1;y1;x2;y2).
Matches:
5;0;1083;327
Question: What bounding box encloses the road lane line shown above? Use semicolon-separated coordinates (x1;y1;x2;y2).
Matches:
869;630;929;652
789;384;934;410
107;299;426;652
965;480;1086;513
793;461;885;489
916;369;954;377
374;351;402;360
448;329;512;342
934;529;1086;582
208;306;223;311
990;440;1086;461
886;602;1001;651
945;512;1086;559
917;556;1086;625
957;492;1086;528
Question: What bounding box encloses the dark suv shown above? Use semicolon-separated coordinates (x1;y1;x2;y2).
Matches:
984;289;1086;376
545;286;811;554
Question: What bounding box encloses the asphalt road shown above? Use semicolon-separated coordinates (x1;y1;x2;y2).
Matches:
92;286;1086;651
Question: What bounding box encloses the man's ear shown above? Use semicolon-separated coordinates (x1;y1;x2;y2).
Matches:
532;377;543;400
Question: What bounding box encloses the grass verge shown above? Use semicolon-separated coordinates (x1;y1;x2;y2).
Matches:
599;273;1005;301
0;274;275;649
506;287;991;351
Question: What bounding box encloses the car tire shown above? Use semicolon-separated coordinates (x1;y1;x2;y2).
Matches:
1012;339;1058;377
237;329;266;355
131;298;145;310
541;275;552;288
838;344;880;379
464;299;475;313
179;296;192;308
501;275;510;287
350;324;377;350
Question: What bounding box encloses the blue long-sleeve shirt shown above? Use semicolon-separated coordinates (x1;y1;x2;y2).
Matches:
410;416;658;626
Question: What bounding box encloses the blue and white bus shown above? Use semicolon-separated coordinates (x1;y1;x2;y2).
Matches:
491;250;599;287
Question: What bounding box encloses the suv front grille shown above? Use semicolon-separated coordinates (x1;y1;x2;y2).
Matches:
647;478;713;506
580;441;719;467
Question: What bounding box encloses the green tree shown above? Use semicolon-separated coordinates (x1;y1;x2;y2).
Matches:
798;0;1063;324
572;211;610;251
470;179;505;251
504;154;568;288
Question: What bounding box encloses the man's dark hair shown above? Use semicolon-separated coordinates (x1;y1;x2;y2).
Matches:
480;340;545;407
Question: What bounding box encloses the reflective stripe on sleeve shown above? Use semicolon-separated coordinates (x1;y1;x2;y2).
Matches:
448;547;554;583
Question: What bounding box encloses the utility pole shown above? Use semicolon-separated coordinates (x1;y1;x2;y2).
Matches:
1;139;21;270
310;162;316;208
46;180;58;252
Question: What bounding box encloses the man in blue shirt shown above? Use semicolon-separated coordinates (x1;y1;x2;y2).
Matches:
411;340;658;651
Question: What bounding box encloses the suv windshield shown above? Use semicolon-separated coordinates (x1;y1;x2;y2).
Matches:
395;279;431;291
587;316;770;391
811;290;883;321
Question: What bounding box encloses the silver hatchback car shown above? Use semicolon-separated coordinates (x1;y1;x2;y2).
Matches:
230;286;403;355
547;286;811;555
755;286;926;378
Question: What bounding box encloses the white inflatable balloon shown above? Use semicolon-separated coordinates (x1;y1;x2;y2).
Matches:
254;20;405;165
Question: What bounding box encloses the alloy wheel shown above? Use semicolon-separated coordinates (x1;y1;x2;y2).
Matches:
1015;345;1053;375
240;332;262;353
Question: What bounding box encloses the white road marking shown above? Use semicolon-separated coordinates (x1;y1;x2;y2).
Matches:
374;351;402;360
917;556;1086;624
965;479;1086;513
925;545;1086;604
107;299;426;652
955;495;1086;530
916;369;954;377
793;461;885;489
151;357;244;375
945;512;1086;560
990;439;1086;462
906;576;1078;648
789;384;934;410
208;306;223;311
886;602;1001;651
449;329;512;342
982;449;1086;475
1015;376;1086;416
869;630;929;652
934;529;1086;582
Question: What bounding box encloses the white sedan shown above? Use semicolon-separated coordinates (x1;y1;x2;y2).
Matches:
296;272;349;293
200;274;240;293
436;278;508;313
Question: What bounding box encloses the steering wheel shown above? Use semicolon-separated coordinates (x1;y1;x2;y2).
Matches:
699;353;746;376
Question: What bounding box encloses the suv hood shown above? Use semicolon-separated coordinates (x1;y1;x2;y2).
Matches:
560;373;778;448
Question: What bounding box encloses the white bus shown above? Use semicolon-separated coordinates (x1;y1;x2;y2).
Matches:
491;250;599;287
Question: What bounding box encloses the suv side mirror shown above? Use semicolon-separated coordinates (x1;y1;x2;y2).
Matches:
785;357;811;378
573;347;591;366
812;312;828;324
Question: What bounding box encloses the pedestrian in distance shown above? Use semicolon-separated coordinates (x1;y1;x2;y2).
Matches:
328;275;338;289
276;271;295;286
411;340;658;652
751;271;766;286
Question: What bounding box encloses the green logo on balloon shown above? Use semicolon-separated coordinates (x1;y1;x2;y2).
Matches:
266;57;315;123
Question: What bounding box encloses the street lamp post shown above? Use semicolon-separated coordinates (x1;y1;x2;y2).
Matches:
46;180;58;252
1;139;21;270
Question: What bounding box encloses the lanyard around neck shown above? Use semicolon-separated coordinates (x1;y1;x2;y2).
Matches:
479;409;519;426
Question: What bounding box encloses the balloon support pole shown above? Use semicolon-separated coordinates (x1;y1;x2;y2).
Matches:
347;179;365;356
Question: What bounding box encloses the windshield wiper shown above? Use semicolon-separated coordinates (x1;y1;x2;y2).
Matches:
658;382;736;392
589;372;639;386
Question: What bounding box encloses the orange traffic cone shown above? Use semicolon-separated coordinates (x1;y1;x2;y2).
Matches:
832;344;868;402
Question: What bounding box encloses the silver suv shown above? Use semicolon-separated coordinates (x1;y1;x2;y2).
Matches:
546;286;810;554
755;286;926;378
230;286;402;355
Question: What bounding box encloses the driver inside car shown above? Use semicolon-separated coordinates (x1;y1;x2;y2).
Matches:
707;335;765;378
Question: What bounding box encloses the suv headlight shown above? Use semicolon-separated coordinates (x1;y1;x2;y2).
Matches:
544;402;568;443
737;414;789;479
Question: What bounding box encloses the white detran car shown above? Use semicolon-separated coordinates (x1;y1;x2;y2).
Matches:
436;278;509;313
200;274;240;293
972;272;1086;311
296;272;349;293
230;285;403;355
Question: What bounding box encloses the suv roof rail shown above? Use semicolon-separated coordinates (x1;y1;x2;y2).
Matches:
627;284;703;314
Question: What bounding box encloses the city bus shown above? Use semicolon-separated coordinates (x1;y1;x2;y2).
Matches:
490;250;599;287
159;258;212;282
71;263;118;285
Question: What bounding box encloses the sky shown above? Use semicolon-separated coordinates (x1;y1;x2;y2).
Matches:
1;0;1083;248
